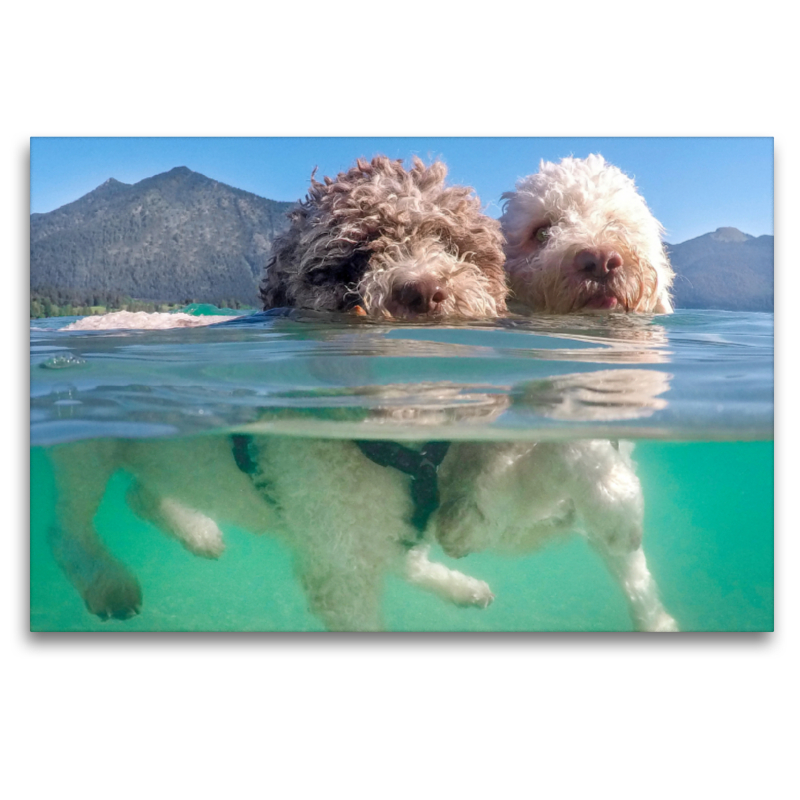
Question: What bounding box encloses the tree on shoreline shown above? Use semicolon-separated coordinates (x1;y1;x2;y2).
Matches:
30;287;250;318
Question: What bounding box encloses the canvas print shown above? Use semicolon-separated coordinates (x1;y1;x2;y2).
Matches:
29;137;774;632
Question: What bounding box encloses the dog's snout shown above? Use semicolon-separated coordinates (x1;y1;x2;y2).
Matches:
575;249;623;278
393;280;449;315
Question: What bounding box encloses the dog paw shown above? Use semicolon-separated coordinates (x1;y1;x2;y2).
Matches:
452;576;495;609
83;563;143;621
158;498;225;558
434;498;486;559
469;582;495;609
181;524;225;559
638;612;679;633
651;614;679;633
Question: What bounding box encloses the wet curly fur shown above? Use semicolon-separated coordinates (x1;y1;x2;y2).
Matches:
502;155;674;314
259;156;507;320
45;156;508;632
425;157;679;631
45;156;679;632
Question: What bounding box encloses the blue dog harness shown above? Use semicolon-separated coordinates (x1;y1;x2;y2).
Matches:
354;440;450;533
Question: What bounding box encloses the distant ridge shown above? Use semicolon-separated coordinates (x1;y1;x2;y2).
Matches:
30;167;295;306
30;169;774;313
666;227;774;311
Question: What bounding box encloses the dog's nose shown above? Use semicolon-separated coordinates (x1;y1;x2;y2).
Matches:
393;280;449;315
575;249;623;278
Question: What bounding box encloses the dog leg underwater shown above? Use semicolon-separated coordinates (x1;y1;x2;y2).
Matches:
565;440;678;632
47;439;143;620
402;544;494;608
595;546;678;633
250;436;410;631
125;484;225;560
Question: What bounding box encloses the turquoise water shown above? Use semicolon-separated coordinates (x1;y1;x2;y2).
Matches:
30;309;774;632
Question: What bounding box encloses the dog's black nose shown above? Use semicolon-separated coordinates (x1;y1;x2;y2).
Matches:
575;249;623;278
393;280;449;315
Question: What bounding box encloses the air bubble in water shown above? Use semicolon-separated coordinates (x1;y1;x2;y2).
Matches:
40;354;87;370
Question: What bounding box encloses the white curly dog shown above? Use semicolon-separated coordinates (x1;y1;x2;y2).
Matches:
502;154;674;314
433;155;679;632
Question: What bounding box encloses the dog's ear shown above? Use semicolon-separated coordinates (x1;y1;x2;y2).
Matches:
259;255;290;309
265;285;289;309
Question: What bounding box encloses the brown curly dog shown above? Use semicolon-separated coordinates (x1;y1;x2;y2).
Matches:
259;156;507;320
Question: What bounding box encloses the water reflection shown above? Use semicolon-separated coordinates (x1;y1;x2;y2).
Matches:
515;369;671;422
30;311;772;446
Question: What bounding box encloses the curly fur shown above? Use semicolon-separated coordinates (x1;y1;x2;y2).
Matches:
502;155;674;314
428;159;680;629
433;436;677;632
47;370;677;631
260;156;507;319
47;431;496;630
44;157;679;632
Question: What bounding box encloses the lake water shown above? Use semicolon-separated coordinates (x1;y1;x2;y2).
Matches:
30;309;774;632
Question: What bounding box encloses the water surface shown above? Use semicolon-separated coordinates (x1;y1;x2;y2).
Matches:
30;309;774;632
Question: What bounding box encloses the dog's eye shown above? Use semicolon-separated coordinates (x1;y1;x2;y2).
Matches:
532;225;551;243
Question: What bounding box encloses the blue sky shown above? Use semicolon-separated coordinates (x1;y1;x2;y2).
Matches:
30;137;773;245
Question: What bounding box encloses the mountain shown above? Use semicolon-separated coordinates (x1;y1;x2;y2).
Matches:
30;170;774;313
667;227;774;312
30;167;295;306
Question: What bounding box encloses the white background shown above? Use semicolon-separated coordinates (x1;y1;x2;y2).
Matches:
6;3;794;798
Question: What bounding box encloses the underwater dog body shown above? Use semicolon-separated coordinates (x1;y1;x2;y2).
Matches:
47;156;506;629
432;156;679;631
